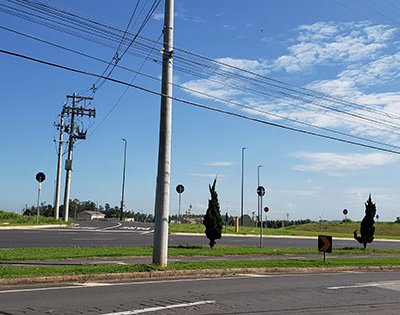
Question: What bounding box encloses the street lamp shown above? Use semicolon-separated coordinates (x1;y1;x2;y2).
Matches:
240;147;246;226
257;165;262;229
120;138;127;221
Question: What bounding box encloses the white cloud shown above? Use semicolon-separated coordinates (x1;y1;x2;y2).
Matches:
152;12;164;21
292;152;398;175
181;20;400;145
188;173;221;178
203;161;235;167
273;21;397;73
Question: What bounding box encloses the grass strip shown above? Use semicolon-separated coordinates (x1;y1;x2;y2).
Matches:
170;222;400;239
2;246;400;261
1;257;400;279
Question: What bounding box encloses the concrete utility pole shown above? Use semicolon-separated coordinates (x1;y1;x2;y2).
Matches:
120;138;127;221
153;0;174;267
53;109;64;220
63;93;95;222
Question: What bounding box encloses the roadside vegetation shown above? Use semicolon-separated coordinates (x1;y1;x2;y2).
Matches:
0;210;63;226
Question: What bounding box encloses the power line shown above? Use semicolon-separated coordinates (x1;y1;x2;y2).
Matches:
3;24;399;151
3;0;400;136
2;47;400;155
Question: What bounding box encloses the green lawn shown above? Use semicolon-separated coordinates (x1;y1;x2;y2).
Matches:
170;222;400;239
1;246;399;261
1;257;400;279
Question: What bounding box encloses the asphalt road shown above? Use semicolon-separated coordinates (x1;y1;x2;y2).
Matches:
0;221;398;249
1;271;400;314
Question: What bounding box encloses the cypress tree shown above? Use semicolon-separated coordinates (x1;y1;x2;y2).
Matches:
203;178;223;248
354;194;377;249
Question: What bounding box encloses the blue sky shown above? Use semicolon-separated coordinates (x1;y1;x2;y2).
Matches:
1;0;399;221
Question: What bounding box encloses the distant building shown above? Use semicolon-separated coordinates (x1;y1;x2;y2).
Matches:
242;214;256;227
76;211;105;221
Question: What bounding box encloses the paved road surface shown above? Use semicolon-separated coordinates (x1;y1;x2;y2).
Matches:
0;271;399;314
0;221;398;249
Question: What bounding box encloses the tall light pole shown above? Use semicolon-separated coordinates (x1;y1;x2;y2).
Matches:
153;0;174;267
257;165;262;228
120;138;127;221
240;147;246;226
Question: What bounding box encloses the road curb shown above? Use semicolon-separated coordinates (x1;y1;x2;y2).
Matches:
0;224;69;230
1;266;400;286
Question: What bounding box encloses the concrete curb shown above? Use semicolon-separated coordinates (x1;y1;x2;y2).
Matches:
0;225;69;230
1;266;400;286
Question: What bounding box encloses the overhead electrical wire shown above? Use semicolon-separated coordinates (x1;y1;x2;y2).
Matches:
2;0;400;143
3;0;400;128
3;24;400;152
1;47;400;156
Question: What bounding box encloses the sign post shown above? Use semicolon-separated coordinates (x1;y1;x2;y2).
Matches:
35;172;46;224
343;208;348;221
257;186;265;248
176;184;184;224
318;235;332;262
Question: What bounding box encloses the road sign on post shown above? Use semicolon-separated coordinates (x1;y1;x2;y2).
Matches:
36;172;46;183
257;186;265;197
318;235;332;262
343;209;348;222
35;172;46;224
264;207;269;213
257;186;266;248
176;184;184;224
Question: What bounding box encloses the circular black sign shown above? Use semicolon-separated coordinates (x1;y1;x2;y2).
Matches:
257;186;265;196
343;209;348;215
176;184;184;194
36;172;46;183
264;207;269;213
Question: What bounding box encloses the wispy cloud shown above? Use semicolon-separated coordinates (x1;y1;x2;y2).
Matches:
188;173;221;178
203;161;235;167
181;20;400;144
291;151;398;175
152;12;164;21
273;21;396;73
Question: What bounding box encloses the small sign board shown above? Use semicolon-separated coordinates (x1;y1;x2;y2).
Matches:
257;186;265;197
176;184;184;194
35;172;46;183
343;209;348;215
318;235;332;253
264;207;269;213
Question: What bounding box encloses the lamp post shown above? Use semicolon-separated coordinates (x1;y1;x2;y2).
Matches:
240;147;246;226
120;138;127;221
257;165;262;229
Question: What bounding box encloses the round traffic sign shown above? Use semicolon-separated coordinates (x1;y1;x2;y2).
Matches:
343;209;348;215
35;172;46;183
176;184;184;194
257;186;265;197
264;207;269;213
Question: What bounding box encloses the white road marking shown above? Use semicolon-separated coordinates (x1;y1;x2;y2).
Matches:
327;280;400;291
100;222;122;230
140;230;154;235
0;276;252;294
328;283;382;290
100;300;215;315
237;274;273;278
